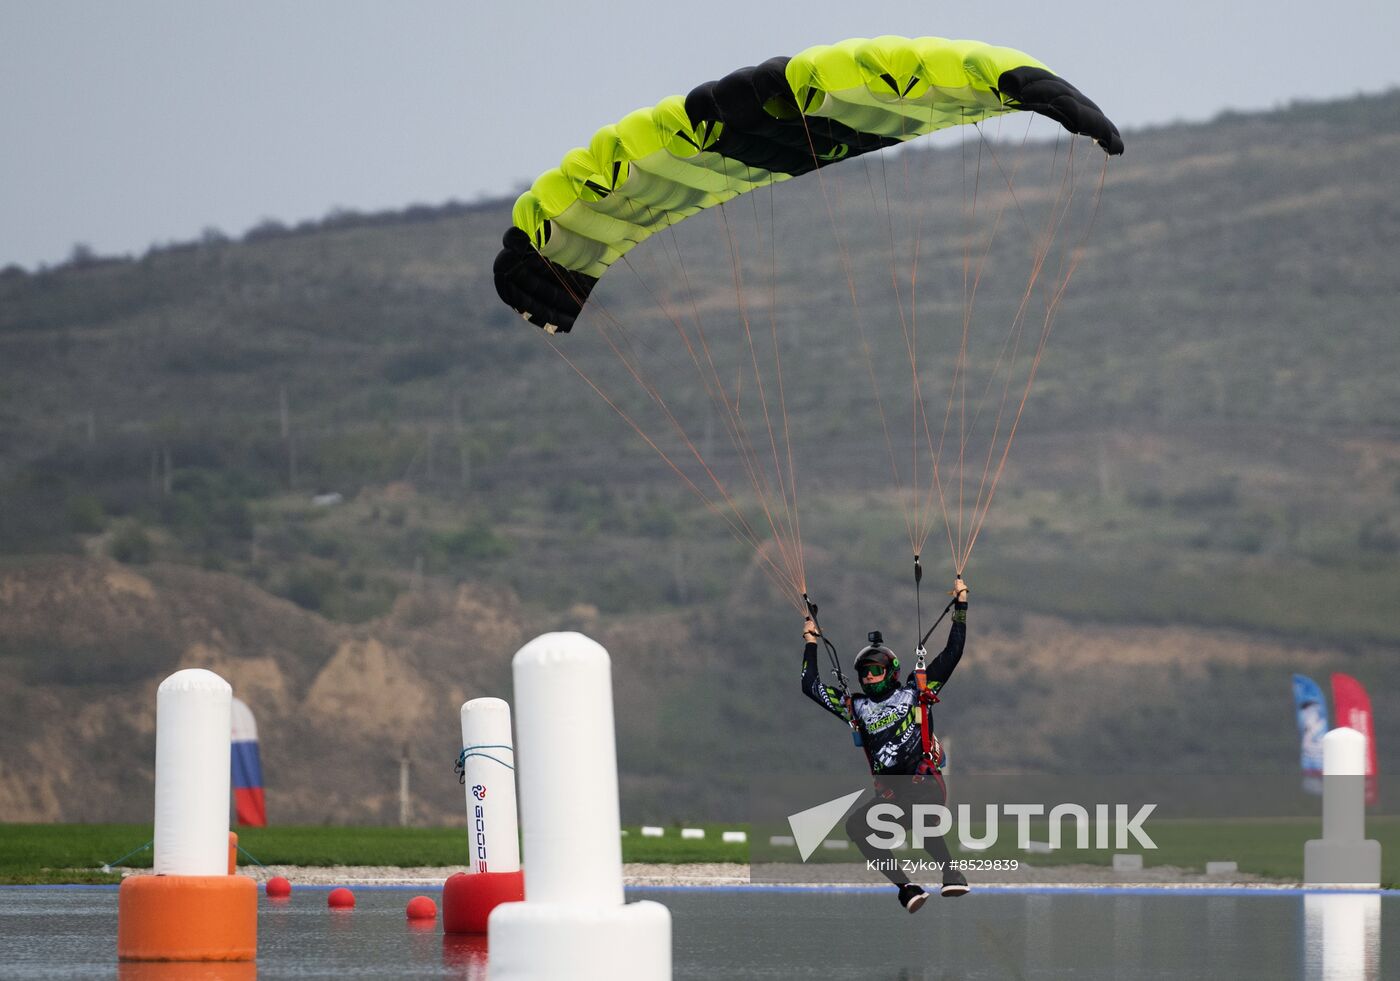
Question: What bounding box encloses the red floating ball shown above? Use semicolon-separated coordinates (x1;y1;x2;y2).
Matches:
406;895;437;920
327;887;356;909
265;876;292;898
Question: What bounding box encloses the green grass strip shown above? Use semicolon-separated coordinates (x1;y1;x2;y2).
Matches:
0;823;750;884
4;819;1394;887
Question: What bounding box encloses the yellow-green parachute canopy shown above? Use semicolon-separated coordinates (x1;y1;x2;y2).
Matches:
494;35;1123;333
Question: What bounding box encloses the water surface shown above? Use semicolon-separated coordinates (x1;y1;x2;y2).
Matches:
0;885;1388;979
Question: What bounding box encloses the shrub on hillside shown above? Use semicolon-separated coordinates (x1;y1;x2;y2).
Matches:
278;565;337;612
431;520;513;565
109;521;152;564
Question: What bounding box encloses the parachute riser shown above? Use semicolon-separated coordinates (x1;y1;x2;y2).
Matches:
913;553;958;653
911;554;948;767
805;592;868;749
913;554;923;658
919;597;958;651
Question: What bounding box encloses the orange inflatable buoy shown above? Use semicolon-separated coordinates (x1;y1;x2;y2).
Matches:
117;875;258;962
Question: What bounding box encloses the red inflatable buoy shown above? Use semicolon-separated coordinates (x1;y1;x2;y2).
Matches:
327;887;355;909
266;876;292;898
407;895;437;920
442;870;525;934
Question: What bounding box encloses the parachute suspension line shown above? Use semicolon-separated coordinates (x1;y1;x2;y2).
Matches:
544;335;753;550
951;116;1062;542
795;112;916;554
642;224;787;545
860;124;946;562
721;184;813;598
913;119;987;570
523;177;806;605
523;223;764;549
769;186;806;590
955;127;1071;571
863;114;942;558
748;182;807;593
904;111;945;557
599;192;808;604
545;337;803;610
638;164;806;598
961;147;1108;567
901;102;957;561
591;308;764;538
889;102;950;564
902;118;1101;572
717;193;806;591
957;122;986;564
958;133;1095;570
846;100;977;574
836;101;971;569
863;133;917;541
707;195;801;593
710;212;801;589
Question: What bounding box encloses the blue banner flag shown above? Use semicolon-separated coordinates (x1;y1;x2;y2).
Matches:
1292;674;1328;795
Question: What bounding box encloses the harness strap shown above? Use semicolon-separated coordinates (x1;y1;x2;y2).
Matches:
913;660;942;768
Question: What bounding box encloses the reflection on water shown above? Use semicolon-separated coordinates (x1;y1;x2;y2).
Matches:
441;934;489;979
1305;893;1382;980
117;963;255;981
0;887;1390;979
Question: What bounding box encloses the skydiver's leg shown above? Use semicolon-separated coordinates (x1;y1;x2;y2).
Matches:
848;785;934;912
906;771;968;895
909;773;955;871
845;794;909;886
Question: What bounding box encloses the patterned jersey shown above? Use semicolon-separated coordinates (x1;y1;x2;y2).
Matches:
800;605;966;775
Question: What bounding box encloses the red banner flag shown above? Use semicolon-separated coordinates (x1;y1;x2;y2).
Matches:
1331;672;1378;806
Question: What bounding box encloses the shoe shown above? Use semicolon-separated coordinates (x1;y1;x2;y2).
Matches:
898;883;928;913
940;870;970;898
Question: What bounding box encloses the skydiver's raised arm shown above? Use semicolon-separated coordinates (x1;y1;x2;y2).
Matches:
925;578;969;692
800;616;852;723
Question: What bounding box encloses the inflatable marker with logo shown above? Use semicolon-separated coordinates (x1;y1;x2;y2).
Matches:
443;697;525;934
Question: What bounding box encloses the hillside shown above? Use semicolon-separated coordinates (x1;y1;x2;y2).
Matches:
1;92;1397;823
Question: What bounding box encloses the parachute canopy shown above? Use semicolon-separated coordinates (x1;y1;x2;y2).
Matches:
494;35;1123;333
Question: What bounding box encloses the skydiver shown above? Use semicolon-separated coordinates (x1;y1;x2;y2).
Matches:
800;577;970;913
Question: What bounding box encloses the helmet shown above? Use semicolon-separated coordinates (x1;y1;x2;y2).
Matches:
854;631;900;700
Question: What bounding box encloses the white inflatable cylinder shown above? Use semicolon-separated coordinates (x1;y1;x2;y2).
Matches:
510;632;624;906
461;697;520;874
153;668;232;876
490;900;672;980
490;632;671;981
1324;726;1367;776
1322;727;1366;842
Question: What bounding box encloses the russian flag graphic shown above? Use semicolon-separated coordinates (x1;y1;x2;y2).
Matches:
231;696;267;827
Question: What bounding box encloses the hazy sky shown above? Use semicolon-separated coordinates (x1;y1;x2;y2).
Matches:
4;0;1399;269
